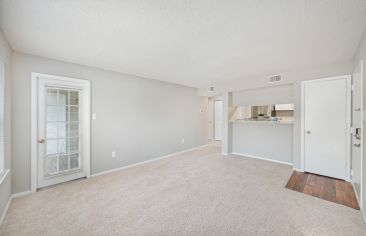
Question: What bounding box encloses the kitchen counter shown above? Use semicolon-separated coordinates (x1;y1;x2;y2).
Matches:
230;119;294;124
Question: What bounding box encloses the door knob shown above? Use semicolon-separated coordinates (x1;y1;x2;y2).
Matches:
38;139;45;144
306;130;311;134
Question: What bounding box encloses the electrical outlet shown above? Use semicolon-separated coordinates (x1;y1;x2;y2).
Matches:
181;139;185;143
111;151;116;158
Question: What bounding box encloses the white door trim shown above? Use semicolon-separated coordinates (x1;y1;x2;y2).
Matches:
300;75;352;181
31;73;91;192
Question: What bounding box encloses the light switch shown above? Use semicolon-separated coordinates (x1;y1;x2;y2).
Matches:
92;113;98;120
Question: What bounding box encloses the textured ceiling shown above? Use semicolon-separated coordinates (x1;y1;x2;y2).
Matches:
1;0;366;88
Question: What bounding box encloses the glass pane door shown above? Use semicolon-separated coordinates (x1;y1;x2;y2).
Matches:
45;88;80;176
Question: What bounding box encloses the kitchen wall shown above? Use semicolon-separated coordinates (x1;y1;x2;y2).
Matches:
230;84;293;163
0;30;12;221
199;61;353;168
353;28;366;219
231;84;293;106
11;52;208;194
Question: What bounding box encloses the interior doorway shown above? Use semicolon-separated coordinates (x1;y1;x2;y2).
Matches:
214;100;223;141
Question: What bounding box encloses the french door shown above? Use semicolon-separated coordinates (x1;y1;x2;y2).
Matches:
33;74;90;189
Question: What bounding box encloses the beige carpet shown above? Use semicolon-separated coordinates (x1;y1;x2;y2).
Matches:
1;144;366;235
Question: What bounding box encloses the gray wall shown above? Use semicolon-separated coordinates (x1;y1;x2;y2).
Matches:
11;52;208;194
200;61;353;168
0;30;12;218
353;28;366;219
230;85;294;163
232;84;293;106
232;123;293;164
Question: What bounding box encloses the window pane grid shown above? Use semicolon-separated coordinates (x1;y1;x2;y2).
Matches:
45;88;80;176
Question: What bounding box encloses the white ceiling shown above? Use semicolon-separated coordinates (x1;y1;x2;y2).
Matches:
1;0;366;88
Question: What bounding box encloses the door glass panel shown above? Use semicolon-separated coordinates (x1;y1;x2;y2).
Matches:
70;106;79;121
47;89;57;105
58;122;67;138
70;153;79;169
46;140;58;155
46;156;58;175
47;106;58;122
67;122;79;137
58;139;66;154
46;122;58;139
58;155;69;172
45;88;80;176
70;91;79;105
68;137;79;153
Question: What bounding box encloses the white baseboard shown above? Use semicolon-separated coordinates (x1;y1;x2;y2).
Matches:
350;182;365;224
91;144;211;177
0;190;32;226
231;152;293;166
12;191;31;199
0;195;11;226
351;182;362;210
293;167;304;172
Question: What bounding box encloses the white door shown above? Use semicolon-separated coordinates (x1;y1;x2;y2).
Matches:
208;99;214;140
35;75;90;189
304;77;350;180
214;100;223;140
352;61;363;203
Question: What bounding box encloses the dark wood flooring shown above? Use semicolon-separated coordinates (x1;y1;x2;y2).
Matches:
285;171;359;210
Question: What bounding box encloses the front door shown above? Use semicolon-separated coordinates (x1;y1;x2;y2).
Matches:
304;77;350;180
36;75;90;189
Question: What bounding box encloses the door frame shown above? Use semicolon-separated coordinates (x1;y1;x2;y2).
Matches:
352;60;364;211
214;100;223;141
31;73;91;192
300;75;352;181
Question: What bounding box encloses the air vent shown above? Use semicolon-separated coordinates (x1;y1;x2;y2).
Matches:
208;86;214;91
269;75;282;83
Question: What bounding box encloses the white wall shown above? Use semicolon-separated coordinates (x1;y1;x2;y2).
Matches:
11;52;208;194
200;61;353;168
230;85;293;163
353;29;366;218
0;30;12;220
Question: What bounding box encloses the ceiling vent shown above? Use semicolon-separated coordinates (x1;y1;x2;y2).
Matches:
269;75;282;83
208;86;215;92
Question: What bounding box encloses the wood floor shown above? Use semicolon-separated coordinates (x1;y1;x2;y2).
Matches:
285;171;359;210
